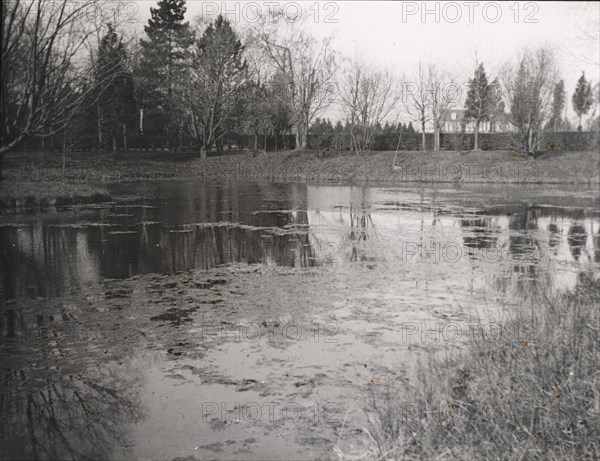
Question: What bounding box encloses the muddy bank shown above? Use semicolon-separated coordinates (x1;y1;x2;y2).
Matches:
0;180;111;212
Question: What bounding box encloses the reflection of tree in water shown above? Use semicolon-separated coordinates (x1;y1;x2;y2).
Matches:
348;203;376;262
567;219;588;262
460;215;501;292
109;210;320;272
0;365;142;461
593;222;600;264
1;226;87;300
494;207;553;302
1;310;144;460
274;210;318;267
460;216;499;253
547;215;561;255
1;184;321;297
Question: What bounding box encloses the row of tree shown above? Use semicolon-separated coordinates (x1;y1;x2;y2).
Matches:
2;0;600;160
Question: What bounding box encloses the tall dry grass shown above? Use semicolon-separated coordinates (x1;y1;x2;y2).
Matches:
367;272;600;461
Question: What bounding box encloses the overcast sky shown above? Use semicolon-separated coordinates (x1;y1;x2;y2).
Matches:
128;1;599;121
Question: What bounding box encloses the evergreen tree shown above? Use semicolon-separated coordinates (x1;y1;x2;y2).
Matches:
572;72;593;131
548;80;565;132
464;63;493;150
405;122;417;150
488;78;505;133
332;120;346;151
139;0;194;151
95;24;136;153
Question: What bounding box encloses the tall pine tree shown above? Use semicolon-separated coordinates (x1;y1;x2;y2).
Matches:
139;0;194;151
572;72;593;131
464;63;496;150
548;80;565;132
95;24;136;153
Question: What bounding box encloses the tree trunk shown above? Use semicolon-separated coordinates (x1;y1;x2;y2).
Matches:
421;121;426;152
62;130;67;174
294;121;308;151
123;123;128;152
112;134;117;155
179;119;183;152
474;122;479;150
97;103;102;153
294;127;301;151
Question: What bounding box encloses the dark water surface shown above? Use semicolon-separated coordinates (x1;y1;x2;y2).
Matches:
1;181;599;460
2;181;599;300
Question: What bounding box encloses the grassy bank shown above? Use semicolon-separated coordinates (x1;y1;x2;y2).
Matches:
367;273;600;461
0;181;111;211
2;149;599;184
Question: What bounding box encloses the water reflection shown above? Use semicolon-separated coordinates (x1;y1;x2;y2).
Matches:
349;204;377;262
568;219;587;262
1;183;598;303
1;182;599;459
1;370;142;460
0;307;145;461
547;217;561;255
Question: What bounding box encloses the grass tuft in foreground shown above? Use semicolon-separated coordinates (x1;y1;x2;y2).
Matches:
367;272;600;461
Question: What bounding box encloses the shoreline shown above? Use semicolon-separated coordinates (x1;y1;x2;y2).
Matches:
1;149;598;211
0;181;112;212
2;149;599;186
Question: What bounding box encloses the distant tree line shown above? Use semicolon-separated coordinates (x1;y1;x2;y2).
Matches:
2;0;599;161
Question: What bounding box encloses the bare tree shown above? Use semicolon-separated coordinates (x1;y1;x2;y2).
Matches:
427;63;459;152
251;11;337;151
340;59;400;153
1;0;107;158
404;63;431;152
242;31;280;150
565;3;600;67
187;15;248;158
501;47;559;153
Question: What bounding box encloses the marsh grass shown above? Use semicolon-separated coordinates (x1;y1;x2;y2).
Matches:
367;272;600;460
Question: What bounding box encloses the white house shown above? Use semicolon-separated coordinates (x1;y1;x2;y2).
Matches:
440;109;515;133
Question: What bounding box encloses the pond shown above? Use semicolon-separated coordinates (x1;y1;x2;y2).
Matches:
1;180;599;459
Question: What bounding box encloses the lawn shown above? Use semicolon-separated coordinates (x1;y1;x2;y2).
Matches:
2;149;599;184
